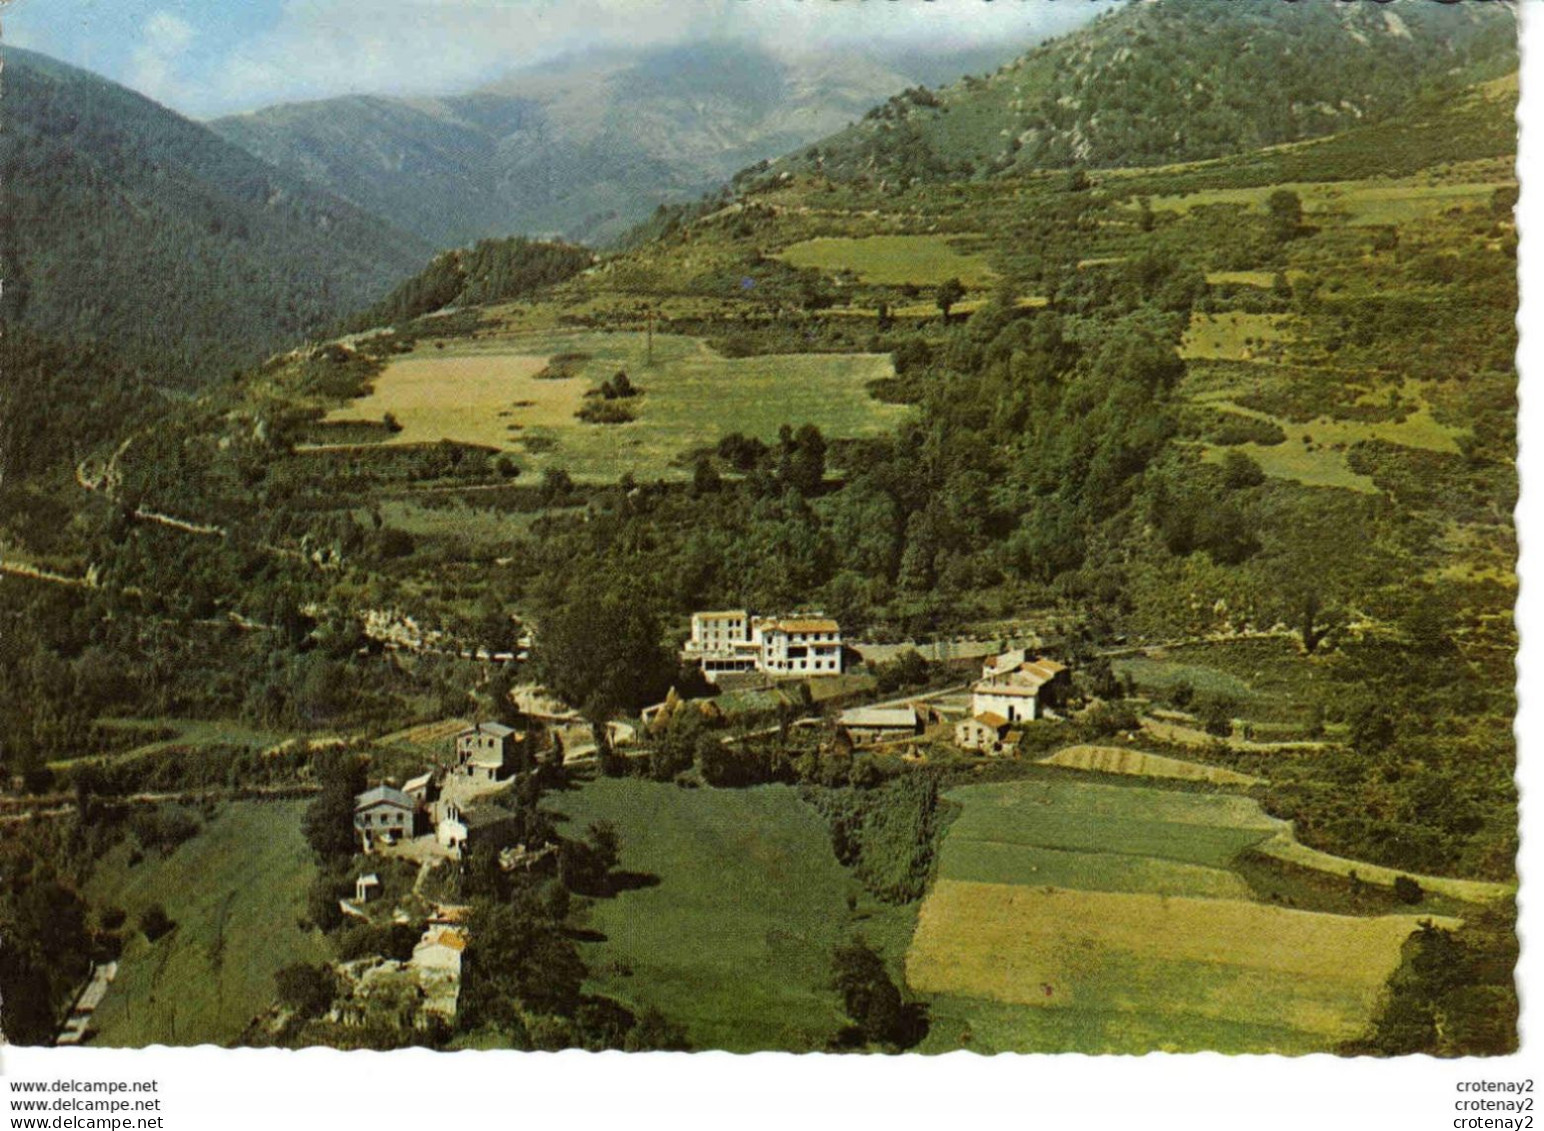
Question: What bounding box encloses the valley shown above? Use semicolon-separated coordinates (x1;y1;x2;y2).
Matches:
0;0;1519;1060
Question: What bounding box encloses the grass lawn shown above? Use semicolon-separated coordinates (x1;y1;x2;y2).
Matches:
776;234;997;287
556;778;916;1052
1189;389;1465;494
938;778;1283;872
1196;437;1377;492
323;330;908;481
84;801;327;1047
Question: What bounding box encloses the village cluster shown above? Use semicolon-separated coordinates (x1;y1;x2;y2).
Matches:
327;611;1072;1033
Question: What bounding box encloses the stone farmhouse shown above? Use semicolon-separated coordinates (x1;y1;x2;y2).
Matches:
839;705;923;747
455;721;520;783
682;610;844;683
435;799;521;858
969;653;1070;725
353;785;419;850
955;712;1018;755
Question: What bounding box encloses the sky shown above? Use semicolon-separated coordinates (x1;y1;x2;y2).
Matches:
2;0;1107;120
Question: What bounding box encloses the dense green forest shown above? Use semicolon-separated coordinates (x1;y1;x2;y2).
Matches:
0;47;427;384
351;238;595;330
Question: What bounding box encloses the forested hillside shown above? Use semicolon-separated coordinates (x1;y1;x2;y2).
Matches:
352;238;594;330
0;47;429;385
771;0;1514;185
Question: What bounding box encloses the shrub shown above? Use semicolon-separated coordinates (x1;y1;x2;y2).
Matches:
576;400;636;425
275;963;340;1019
1081;702;1140;739
139;904;174;942
1393;875;1424;905
1199;696;1235;738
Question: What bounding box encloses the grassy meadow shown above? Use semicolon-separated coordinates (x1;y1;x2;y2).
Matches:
776;234;997;287
84;802;327;1047
557;778;915;1052
322;330;908;480
1142;173;1501;226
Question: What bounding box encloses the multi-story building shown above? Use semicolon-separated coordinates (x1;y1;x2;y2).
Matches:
970;654;1069;723
682;610;844;683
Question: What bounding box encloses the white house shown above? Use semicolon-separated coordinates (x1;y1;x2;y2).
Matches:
682;610;844;683
970;654;1069;723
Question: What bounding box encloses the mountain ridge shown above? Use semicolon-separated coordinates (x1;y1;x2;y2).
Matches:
209;39;1035;247
760;0;1515;186
0;46;431;384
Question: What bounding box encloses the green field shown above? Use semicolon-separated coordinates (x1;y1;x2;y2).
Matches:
323;331;908;481
1144;176;1501;227
557;778;915;1052
1180;313;1293;361
1186;389;1466;494
937;778;1283;879
776;234;997;287
908;779;1455;1053
85;802;327;1047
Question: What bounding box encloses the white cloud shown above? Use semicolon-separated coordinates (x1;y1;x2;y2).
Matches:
197;0;1104;117
129;10;197;106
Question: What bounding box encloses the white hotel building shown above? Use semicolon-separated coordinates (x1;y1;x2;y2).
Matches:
682;610;844;682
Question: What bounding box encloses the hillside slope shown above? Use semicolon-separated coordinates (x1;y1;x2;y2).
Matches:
212;42;995;247
770;0;1515;184
0;47;430;384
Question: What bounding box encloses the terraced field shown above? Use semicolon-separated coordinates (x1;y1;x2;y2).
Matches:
908;778;1460;1054
1041;745;1263;788
1144;175;1500;226
911;881;1456;1049
776;234;997;287
322;330;907;480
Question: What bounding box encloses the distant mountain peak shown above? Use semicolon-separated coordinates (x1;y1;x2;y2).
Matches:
209;38;1035;248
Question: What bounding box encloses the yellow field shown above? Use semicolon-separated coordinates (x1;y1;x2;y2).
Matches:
907;880;1458;1042
326;352;563;448
1205;270;1277;288
776;234;997;287
1042;744;1263;787
377;717;470;746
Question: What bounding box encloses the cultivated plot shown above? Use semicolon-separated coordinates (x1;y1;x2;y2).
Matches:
908;880;1457;1047
908;778;1463;1052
